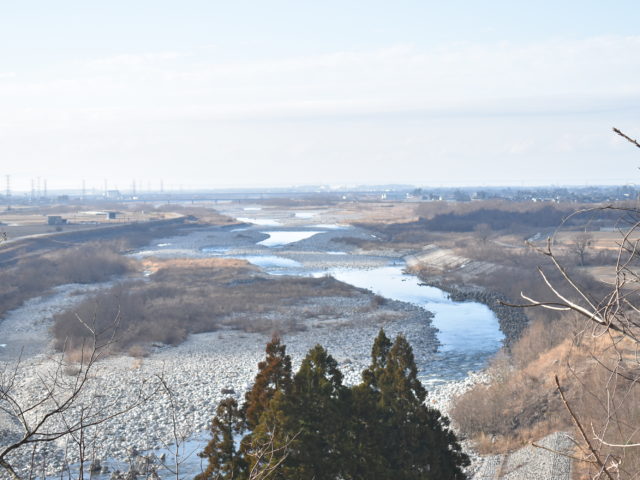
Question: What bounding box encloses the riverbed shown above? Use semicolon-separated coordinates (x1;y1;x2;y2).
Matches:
136;207;504;384
0;205;504;479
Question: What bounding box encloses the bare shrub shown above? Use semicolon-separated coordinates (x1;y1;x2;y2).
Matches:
0;321;162;479
128;344;148;358
451;339;573;450
0;242;134;319
51;259;362;351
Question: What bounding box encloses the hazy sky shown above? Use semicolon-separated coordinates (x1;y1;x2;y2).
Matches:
2;1;640;191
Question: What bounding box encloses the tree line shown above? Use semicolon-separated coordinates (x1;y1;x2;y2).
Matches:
197;331;469;480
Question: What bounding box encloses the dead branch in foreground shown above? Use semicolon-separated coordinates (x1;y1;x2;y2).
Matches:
0;317;162;480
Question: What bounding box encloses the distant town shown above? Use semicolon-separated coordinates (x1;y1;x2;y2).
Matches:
1;183;638;207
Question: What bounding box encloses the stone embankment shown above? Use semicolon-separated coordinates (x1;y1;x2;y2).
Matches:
415;278;528;348
440;286;528;348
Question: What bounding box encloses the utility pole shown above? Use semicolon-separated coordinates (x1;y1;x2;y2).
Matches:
43;179;47;199
5;175;10;211
82;179;86;203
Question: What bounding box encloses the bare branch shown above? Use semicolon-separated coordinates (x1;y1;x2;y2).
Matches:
614;127;640;149
555;375;615;480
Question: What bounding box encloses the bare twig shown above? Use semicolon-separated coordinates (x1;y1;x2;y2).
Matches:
614;128;640;149
555;375;615;480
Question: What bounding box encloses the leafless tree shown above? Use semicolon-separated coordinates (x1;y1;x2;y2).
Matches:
157;375;201;480
509;128;640;479
0;317;162;480
572;231;593;267
474;222;493;246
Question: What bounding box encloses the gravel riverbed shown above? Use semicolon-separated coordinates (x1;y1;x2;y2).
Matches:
0;287;443;477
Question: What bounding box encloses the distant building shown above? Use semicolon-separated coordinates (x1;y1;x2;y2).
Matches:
47;215;67;225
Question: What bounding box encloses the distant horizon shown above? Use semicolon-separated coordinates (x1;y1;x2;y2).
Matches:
5;181;640;196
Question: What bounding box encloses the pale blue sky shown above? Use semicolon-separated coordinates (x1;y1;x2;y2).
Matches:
1;1;640;191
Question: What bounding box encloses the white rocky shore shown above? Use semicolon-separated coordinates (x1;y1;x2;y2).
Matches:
0;287;446;478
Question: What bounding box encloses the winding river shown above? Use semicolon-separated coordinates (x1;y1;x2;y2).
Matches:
141;211;504;384
9;209;504;479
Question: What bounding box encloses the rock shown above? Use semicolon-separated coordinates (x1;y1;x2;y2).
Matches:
89;458;102;473
110;470;124;480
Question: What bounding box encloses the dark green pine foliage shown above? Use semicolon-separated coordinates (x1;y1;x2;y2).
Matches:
343;329;394;478
252;344;348;480
242;335;292;430
361;328;392;389
196;397;247;480
199;332;469;480
371;332;469;480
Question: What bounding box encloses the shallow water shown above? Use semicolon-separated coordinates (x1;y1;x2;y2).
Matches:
200;246;231;254
258;231;323;247
327;266;503;355
237;255;303;269
311;224;347;229
236;217;282;226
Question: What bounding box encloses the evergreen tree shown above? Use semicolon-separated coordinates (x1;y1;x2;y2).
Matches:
252;344;348;480
243;335;292;430
374;333;469;479
361;328;392;389
196;397;247;480
200;334;469;480
343;329;394;478
378;334;427;410
342;383;391;479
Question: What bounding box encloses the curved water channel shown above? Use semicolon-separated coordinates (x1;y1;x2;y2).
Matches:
142;214;504;383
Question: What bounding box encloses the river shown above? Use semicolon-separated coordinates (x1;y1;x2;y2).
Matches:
136;211;504;384
20;208;504;479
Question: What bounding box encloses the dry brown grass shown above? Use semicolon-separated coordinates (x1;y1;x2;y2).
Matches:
452;316;640;475
451;330;579;453
141;257;256;275
0;242;135;318
333;202;418;224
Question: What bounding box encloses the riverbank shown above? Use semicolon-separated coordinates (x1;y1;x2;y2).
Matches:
413;278;529;348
